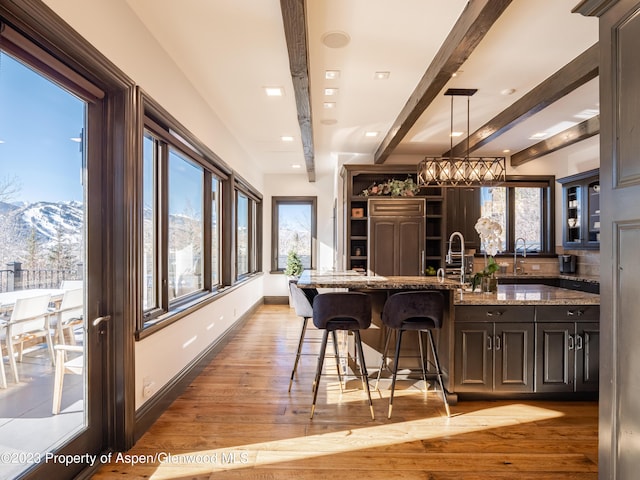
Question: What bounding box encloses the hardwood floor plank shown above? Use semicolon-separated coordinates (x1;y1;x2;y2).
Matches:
93;304;598;479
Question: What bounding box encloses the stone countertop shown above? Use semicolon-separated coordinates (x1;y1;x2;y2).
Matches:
455;284;600;306
494;273;600;284
296;270;460;290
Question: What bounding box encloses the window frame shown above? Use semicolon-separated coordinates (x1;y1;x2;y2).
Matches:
271;196;318;273
480;175;555;256
138;94;262;336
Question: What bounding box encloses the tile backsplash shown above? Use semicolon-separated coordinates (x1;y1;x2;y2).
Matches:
470;248;600;277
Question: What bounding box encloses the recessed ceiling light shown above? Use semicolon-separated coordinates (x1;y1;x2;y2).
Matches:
325;70;340;80
321;31;350;48
291;164;302;169
500;88;516;96
574;108;600;119
450;131;464;137
452;70;463;78
281;136;294;142
324;102;336;109
374;71;390;80
264;86;284;97
502;149;511;153
365;131;379;137
530;132;549;140
324;88;339;96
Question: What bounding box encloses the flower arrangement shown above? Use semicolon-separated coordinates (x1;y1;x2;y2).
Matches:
472;217;503;292
361;176;421;197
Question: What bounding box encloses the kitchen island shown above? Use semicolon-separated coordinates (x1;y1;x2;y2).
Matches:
297;271;600;401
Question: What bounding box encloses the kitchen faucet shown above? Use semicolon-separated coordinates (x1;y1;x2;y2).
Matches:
514;237;527;274
447;231;466;285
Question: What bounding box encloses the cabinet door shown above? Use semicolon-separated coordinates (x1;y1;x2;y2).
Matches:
494;323;534;393
446;187;481;251
535;323;575;393
369;218;396;276
454;323;493;393
575;322;599;392
397;217;424;276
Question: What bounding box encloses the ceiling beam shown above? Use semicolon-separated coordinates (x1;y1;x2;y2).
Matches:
446;43;599;158
373;0;512;165
510;115;600;167
280;0;315;182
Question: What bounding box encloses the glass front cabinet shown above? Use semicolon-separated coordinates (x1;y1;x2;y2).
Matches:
558;169;599;250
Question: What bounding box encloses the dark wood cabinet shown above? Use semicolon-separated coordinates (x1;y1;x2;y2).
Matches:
558;169;599;250
454;306;535;393
535;305;600;393
445;187;481;251
368;198;424;276
342;164;445;273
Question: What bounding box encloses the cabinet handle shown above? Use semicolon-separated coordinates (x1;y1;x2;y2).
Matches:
487;336;493;351
567;309;584;316
568;335;575;350
486;311;503;317
576;334;584;350
495;335;501;351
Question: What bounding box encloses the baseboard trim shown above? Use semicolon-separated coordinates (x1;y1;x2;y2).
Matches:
264;295;288;305
133;297;263;442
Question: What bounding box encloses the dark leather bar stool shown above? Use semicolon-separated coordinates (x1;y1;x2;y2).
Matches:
288;281;343;392
377;290;450;418
310;292;374;420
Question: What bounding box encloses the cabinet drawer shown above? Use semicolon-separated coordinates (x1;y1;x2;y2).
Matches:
536;305;599;322
456;305;535;323
368;198;425;216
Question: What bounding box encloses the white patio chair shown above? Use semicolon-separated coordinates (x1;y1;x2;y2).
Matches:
0;293;54;384
49;288;83;345
52;344;83;414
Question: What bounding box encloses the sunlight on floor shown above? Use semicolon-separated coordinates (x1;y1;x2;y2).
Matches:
141;403;565;478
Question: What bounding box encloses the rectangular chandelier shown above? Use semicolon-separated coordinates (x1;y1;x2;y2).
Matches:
417;156;506;186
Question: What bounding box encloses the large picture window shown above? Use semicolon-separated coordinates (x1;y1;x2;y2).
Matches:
271;197;317;272
480;177;554;255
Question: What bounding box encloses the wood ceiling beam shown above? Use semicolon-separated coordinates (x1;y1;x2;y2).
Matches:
510;115;600;167
280;0;315;182
373;0;512;165
446;43;599;158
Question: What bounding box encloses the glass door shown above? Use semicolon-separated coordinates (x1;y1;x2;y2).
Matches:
0;38;106;480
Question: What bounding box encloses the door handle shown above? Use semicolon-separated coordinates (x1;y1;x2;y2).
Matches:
93;315;111;335
487;335;493;350
495;335;501;351
576;334;584;350
568;334;575;350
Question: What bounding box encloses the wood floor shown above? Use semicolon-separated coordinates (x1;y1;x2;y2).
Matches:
92;304;598;480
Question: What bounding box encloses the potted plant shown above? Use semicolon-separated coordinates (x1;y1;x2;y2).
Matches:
284;250;304;278
472;217;502;293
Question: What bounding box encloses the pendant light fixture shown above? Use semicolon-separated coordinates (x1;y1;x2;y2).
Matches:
417;88;506;187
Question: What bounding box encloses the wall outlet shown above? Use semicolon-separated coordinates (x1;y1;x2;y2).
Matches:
142;379;155;398
531;264;540;271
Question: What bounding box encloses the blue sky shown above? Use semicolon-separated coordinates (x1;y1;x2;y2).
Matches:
0;51;85;203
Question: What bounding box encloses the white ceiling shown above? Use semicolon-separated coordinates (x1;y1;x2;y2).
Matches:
126;0;599;179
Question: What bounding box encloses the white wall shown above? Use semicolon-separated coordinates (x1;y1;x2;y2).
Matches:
262;171;337;297
42;0;267;409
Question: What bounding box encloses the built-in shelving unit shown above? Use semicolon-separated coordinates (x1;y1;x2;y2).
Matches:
558;169;599;250
342;164;445;274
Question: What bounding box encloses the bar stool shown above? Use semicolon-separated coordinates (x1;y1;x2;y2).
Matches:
377;290;450;418
310;292;374;420
288;281;343;392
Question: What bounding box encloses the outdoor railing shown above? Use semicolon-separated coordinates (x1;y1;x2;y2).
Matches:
0;262;82;293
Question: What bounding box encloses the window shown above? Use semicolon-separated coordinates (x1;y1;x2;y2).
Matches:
236;191;249;277
211;176;220;286
168;148;203;300
480;177;554;254
271;197;317;272
235;185;261;279
143;133;159;311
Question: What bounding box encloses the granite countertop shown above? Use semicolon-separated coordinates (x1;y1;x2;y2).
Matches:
455;283;600;306
296;270;460;290
495;273;600;284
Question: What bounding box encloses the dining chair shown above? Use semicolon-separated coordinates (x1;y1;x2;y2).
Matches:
52;344;83;414
1;293;54;384
49;288;83;345
376;290;450;418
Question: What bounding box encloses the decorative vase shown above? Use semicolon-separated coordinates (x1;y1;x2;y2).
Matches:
482;276;498;293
